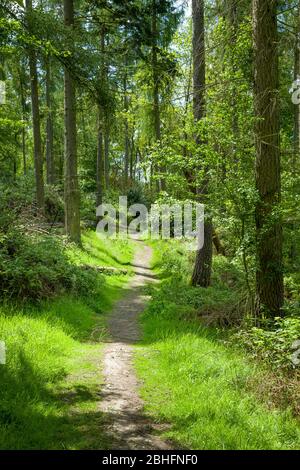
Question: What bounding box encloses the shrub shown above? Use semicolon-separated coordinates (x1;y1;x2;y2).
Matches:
0;229;103;301
234;317;300;370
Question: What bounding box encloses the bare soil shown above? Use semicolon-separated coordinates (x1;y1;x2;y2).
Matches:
100;240;173;450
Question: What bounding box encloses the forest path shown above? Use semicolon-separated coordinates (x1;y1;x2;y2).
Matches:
100;240;172;450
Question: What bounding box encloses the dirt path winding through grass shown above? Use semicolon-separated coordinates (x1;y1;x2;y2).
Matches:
100;240;172;450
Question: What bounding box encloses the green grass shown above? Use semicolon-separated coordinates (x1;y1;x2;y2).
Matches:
0;233;134;450
68;231;134;270
135;240;300;450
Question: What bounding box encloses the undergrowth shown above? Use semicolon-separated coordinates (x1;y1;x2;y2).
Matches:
135;239;300;450
0;232;133;449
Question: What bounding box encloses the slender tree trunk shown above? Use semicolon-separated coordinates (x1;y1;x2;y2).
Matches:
0;53;4;83
182;49;192;160
253;0;283;317
45;56;54;184
64;0;81;244
291;1;300;261
18;64;27;175
152;11;161;144
96;105;104;207
294;3;300;159
191;0;213;287
104;126;110;190
103;33;110;191
227;0;239;167
152;1;165;191
124;69;130;185
130;134;134;181
212;228;226;256
26;0;45;211
96;27;106;205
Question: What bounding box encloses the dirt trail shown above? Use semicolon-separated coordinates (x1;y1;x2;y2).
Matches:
100;240;172;450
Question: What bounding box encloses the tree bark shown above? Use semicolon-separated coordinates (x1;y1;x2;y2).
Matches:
227;0;239;167
45;56;54;184
152;0;165;191
64;0;81;244
124;67;130;185
152;7;161;144
191;0;213;287
103;32;110;191
96;27;106;205
253;0;283;317
96;105;104;207
26;0;45;211
18;63;27;175
290;1;300;261
104;121;110;190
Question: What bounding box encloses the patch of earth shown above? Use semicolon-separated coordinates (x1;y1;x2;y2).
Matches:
100;240;173;450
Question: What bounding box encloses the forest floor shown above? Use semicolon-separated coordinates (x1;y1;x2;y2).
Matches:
2;235;300;449
0;233;135;450
134;240;300;450
100;240;173;450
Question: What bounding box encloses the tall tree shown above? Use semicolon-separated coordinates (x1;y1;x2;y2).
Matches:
253;0;283;316
151;0;161;145
18;61;28;176
96;27;105;207
25;0;45;211
151;0;164;191
45;56;54;184
290;1;300;261
64;0;81;244
123;59;130;185
96;106;104;207
191;0;213;287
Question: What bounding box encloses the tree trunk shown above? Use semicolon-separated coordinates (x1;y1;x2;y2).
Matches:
291;1;300;261
152;0;165;191
103;32;110;191
96;105;104;207
64;0;81;244
26;0;45;211
124;69;130;185
104;121;110;190
45;56;54;184
152;10;161;144
96;26;109;199
18;64;27;175
253;0;283;317
191;0;213;288
227;0;239;167
212;228;226;256
130;134;134;181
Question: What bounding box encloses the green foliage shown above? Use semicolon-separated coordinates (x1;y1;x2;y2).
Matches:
0;230;102;301
134;240;300;449
44;185;64;223
234;317;300;371
136;242;300;450
0;177;134;302
0;232;134;449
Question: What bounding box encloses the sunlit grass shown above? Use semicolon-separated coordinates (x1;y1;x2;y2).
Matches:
0;233;134;449
67;231;134;270
135;240;300;450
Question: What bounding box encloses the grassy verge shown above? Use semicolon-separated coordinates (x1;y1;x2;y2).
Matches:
135;240;300;450
0;232;134;450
